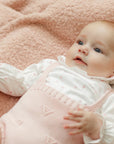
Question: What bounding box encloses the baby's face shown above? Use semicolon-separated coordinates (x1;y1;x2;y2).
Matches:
66;22;114;77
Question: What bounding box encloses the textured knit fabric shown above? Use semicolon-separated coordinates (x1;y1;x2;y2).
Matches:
0;62;114;144
0;56;114;143
0;0;114;116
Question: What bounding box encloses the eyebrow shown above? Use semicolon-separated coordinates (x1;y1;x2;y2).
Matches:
80;36;105;46
79;35;106;47
80;35;87;38
96;40;105;46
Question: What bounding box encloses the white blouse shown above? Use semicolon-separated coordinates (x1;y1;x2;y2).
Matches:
0;56;114;144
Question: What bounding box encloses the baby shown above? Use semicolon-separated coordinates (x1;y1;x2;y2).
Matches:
0;21;114;144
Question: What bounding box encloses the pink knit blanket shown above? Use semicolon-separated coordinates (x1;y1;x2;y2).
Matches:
0;0;114;116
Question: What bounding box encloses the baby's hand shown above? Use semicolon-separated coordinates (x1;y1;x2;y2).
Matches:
64;107;103;140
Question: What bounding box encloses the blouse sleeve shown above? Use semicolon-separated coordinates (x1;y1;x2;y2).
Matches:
83;93;114;144
0;59;56;97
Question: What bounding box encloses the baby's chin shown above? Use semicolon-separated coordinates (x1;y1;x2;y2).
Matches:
87;71;112;78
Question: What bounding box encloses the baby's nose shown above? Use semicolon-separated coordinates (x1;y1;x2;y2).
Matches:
78;47;89;56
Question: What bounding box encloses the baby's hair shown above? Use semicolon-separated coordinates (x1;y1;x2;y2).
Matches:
99;20;114;29
91;20;114;31
86;20;114;29
81;20;114;33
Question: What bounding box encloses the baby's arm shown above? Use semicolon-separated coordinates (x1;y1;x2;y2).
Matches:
0;63;42;96
0;63;29;96
0;59;56;97
64;93;114;144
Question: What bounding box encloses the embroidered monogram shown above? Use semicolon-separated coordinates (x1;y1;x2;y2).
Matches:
40;105;54;116
45;136;58;144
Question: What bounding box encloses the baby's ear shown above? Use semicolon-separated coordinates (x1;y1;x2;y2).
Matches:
109;73;114;86
108;72;114;78
111;71;114;76
112;71;114;76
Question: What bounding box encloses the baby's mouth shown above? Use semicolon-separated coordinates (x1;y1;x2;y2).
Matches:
73;56;87;66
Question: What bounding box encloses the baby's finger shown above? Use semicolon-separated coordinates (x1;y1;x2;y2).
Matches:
64;115;82;122
69;129;83;135
68;111;84;117
64;123;82;129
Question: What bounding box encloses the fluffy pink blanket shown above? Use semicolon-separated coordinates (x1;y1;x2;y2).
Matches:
0;0;114;116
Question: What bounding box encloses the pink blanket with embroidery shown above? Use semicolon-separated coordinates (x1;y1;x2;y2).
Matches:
0;0;114;116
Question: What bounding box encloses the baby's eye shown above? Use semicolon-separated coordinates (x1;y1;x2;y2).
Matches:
77;40;83;45
94;48;103;53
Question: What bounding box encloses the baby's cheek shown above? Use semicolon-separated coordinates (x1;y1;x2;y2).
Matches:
87;62;102;76
87;54;105;74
